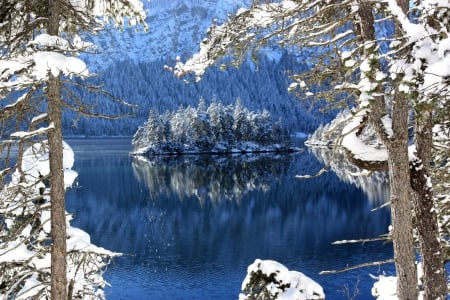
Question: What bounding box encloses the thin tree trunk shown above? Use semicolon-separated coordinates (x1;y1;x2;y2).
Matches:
48;74;67;300
47;0;67;298
411;111;447;299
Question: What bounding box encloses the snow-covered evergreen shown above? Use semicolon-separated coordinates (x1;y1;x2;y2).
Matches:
0;140;118;299
132;100;294;155
239;259;325;300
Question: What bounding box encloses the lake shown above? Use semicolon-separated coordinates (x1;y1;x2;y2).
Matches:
65;138;394;300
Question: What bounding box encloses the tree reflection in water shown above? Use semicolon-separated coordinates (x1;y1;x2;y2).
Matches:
306;145;389;204
132;153;293;204
66;139;394;300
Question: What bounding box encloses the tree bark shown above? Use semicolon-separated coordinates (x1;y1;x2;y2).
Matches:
385;92;418;300
411;111;447;299
48;74;67;300
357;2;418;299
47;0;67;299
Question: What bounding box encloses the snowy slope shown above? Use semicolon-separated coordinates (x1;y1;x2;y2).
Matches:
89;0;250;67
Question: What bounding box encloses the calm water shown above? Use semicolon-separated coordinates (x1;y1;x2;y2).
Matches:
65;138;394;300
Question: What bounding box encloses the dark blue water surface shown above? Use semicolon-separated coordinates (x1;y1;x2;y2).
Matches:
66;138;394;300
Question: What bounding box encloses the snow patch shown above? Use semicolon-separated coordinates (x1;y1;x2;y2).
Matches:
240;259;325;300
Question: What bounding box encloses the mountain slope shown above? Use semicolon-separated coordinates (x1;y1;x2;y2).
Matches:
68;1;336;137
88;0;250;68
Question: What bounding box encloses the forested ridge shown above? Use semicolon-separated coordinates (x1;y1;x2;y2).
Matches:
63;53;336;136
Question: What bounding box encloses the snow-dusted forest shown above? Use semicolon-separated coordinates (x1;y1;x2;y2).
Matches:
132;100;292;155
63;54;334;137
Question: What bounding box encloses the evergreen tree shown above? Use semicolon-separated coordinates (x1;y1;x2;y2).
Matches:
0;0;146;298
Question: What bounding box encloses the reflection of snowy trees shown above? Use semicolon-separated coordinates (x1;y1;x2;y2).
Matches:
132;100;291;154
65;142;392;298
305;111;389;204
132;154;292;204
306;146;389;204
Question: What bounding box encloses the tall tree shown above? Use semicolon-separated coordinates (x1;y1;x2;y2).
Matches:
47;1;67;298
173;0;450;298
0;0;146;298
355;2;418;298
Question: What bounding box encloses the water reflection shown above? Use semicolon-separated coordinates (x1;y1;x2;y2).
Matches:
307;145;390;203
66;139;394;300
130;151;391;268
132;154;293;204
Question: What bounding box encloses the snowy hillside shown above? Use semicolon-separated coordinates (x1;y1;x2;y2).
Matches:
66;1;337;137
87;0;250;68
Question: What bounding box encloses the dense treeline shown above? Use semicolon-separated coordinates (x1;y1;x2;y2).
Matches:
63;53;336;136
132;99;291;154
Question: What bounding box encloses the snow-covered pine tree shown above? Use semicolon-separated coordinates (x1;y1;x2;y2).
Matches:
0;0;146;298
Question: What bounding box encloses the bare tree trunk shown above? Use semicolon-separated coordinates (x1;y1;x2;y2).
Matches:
47;0;67;299
411;111;447;299
395;0;446;296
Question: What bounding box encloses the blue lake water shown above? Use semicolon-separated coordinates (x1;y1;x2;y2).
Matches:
65;138;394;300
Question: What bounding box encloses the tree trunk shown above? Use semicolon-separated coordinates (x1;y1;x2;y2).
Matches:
48;74;67;300
411;111;447;299
47;0;67;299
384;91;418;300
357;2;418;298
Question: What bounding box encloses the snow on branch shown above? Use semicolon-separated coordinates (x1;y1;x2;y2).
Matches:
33;51;89;80
10;123;55;139
319;259;394;275
171;1;303;81
29;33;94;53
0;139;117;299
341;110;389;171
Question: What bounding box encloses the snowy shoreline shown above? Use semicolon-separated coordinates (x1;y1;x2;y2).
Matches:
131;144;303;156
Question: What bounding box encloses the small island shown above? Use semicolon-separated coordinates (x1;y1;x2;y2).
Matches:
132;99;297;155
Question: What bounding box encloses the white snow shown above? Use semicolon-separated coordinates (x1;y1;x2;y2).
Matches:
372;276;398;300
15;273;42;300
10;123;55;139
372;263;426;300
0;239;36;264
33;51;89;79
344;59;356;67
240;259;325;300
381;115;393;138
341;111;388;162
0;138;119;299
13;140;77;188
31;34;70;50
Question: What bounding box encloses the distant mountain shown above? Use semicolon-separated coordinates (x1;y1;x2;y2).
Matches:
86;0;250;68
66;1;337;137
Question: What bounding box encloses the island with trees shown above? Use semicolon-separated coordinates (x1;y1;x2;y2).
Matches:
132;99;298;155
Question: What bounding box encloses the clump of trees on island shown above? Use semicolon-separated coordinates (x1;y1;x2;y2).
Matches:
132;99;293;155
